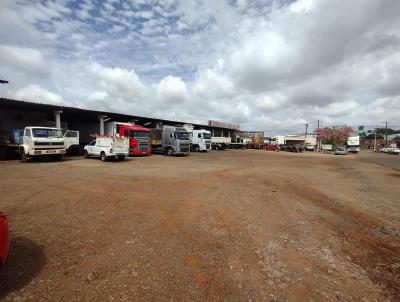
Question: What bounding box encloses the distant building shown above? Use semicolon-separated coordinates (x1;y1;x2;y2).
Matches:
284;134;316;146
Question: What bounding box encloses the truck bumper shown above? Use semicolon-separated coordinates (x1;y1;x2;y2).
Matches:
31;149;66;156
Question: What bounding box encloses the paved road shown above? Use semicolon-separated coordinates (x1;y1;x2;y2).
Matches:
357;150;400;171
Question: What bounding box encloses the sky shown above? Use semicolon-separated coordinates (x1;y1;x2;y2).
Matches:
0;0;399;135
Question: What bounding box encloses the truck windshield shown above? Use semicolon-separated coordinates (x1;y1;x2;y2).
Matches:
204;133;211;139
124;130;149;138
176;132;189;140
32;128;62;138
134;131;149;138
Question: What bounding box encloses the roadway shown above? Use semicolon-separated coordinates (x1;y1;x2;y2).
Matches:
357;150;400;171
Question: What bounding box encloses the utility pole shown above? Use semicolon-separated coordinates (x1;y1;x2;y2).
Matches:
304;123;308;148
374;129;377;152
382;121;389;147
316;120;320;151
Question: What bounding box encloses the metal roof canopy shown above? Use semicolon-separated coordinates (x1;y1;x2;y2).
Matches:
0;97;239;131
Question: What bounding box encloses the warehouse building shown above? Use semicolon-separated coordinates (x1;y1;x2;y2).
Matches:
0;98;240;158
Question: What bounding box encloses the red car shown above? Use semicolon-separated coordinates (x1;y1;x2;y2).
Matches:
0;212;9;268
265;145;279;152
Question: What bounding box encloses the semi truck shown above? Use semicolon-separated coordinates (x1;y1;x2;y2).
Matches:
347;136;360;153
19;126;66;162
181;124;212;152
191;129;212;151
149;125;190;156
104;122;152;156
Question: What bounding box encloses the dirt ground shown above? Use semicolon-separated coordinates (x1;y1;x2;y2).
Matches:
0;150;399;301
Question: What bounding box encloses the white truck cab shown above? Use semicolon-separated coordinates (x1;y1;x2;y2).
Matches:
191;129;212;152
84;137;129;161
19;127;66;162
347;136;360;153
63;130;80;152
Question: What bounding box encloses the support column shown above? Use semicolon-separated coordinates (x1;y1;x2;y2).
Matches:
98;115;107;135
54;110;62;129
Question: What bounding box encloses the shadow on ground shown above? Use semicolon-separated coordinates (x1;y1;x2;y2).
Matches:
0;236;46;299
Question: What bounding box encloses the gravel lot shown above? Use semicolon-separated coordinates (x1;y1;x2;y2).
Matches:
0;150;399;301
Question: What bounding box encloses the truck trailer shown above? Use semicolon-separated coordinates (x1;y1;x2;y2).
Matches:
211;137;231;150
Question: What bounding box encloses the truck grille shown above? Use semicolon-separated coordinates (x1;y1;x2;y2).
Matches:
34;142;64;146
137;138;150;151
138;142;149;151
206;144;211;149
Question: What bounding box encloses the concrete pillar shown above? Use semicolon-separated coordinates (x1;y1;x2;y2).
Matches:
54;110;62;129
98;115;107;135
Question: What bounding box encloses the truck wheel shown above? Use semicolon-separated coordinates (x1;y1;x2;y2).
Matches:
84;150;89;158
166;148;173;156
118;155;125;161
100;152;107;161
21;149;29;163
194;145;200;152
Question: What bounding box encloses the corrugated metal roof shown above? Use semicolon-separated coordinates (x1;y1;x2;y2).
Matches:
0;97;237;130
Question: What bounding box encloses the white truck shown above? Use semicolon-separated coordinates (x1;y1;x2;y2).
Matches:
19;126;66;162
191;129;212;152
347;136;360;153
84;137;129;161
63;130;81;154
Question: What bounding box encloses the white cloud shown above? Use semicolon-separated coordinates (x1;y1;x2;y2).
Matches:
88;91;109;102
0;45;48;76
13;84;63;105
88;62;146;98
155;75;188;105
1;0;400;134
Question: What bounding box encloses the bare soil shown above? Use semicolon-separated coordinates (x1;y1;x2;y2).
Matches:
0;150;399;301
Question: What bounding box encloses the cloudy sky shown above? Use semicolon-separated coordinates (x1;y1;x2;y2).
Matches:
0;0;399;134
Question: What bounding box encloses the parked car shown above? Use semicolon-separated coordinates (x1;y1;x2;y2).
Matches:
265;145;279;152
305;144;315;151
0;212;9;269
279;144;288;151
335;147;348;155
288;145;303;153
380;148;389;153
84;137;129;161
388;148;400;155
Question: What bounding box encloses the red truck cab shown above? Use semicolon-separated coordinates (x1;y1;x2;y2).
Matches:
119;124;152;156
0;212;9;268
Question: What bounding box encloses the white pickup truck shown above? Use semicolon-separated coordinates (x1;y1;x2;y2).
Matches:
84;137;129;161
